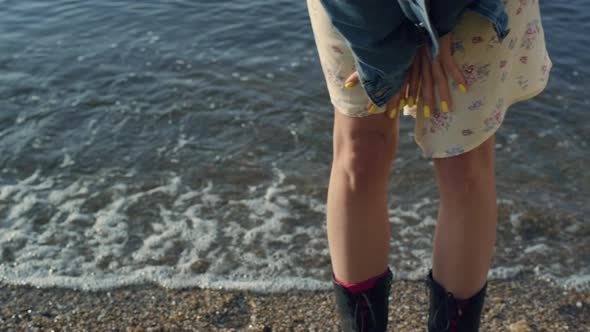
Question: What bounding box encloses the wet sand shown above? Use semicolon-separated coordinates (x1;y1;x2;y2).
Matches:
1;272;588;331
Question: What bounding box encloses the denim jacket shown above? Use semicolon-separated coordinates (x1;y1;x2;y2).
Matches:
318;0;511;107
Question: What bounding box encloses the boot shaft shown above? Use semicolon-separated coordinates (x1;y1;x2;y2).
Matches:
426;269;488;332
332;267;393;332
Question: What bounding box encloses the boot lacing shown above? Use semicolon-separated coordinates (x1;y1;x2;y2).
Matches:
425;276;470;332
429;290;470;332
445;292;470;332
352;292;377;331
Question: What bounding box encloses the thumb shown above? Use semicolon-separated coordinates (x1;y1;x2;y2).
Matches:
344;71;359;88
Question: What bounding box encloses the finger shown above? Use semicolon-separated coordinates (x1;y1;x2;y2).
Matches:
366;99;378;114
344;71;359;89
386;91;401;119
407;49;422;107
416;78;422;105
419;47;434;118
439;34;468;94
400;74;410;110
432;57;451;113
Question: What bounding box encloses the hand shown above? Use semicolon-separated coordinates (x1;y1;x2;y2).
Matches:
342;33;467;119
408;33;468;117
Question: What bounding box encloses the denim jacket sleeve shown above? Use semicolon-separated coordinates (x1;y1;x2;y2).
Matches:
318;0;423;107
318;0;510;108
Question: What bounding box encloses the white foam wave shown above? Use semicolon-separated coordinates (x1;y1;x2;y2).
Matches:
0;166;587;293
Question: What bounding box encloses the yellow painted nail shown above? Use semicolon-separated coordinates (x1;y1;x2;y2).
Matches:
389;107;397;119
399;98;405;110
441;101;449;113
368;104;377;114
423;105;431;118
407;96;415;107
458;83;467;93
345;81;356;88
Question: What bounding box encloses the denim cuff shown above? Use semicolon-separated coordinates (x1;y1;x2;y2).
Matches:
354;47;417;107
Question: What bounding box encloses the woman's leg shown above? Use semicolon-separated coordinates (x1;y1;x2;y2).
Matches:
327;108;399;284
431;134;498;299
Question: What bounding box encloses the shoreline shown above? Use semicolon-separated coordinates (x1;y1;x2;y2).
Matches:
1;273;588;331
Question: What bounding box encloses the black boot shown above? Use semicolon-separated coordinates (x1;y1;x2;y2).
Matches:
426;269;488;332
332;267;393;332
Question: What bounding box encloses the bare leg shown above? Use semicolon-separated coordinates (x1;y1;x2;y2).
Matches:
327;108;399;284
431;134;498;299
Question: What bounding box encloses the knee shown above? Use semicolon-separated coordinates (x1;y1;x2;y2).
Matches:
435;150;493;194
333;131;395;191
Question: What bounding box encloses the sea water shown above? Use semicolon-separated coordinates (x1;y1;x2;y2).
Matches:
0;0;588;292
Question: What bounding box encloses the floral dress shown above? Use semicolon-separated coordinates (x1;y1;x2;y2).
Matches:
307;0;552;158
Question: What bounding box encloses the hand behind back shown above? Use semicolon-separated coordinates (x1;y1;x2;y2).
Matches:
344;33;468;119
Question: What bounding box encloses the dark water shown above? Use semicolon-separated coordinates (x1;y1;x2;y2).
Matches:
0;0;588;292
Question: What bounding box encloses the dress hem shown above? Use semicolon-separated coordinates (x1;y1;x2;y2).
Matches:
422;69;552;159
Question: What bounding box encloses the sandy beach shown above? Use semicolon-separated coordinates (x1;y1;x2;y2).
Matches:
1;272;588;331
